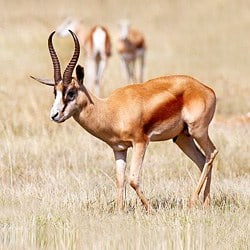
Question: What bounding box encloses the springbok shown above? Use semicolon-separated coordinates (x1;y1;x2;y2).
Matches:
117;20;146;83
56;18;111;96
31;31;218;211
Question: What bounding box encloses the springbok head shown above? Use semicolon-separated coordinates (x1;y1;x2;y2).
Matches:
31;30;86;123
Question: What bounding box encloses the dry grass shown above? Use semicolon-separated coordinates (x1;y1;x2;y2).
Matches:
0;0;250;249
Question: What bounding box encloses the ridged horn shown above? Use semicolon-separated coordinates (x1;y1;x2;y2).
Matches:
30;76;55;86
48;31;62;84
62;30;80;85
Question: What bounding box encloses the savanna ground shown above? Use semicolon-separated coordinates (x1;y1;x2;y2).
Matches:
0;0;249;249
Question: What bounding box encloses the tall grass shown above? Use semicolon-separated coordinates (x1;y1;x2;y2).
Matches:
0;0;249;249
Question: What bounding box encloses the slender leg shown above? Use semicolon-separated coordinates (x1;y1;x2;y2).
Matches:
174;133;205;206
190;128;218;206
130;60;136;82
129;141;151;211
174;133;205;171
139;53;145;82
97;58;107;82
121;57;130;83
96;57;107;96
175;130;217;207
114;150;127;211
85;57;96;93
94;57;100;96
203;169;212;207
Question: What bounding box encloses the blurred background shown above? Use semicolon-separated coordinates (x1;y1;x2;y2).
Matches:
1;0;250;118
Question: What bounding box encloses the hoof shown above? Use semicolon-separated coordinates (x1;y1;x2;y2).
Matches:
188;195;200;208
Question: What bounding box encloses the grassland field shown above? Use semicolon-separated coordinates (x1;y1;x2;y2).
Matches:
0;0;249;249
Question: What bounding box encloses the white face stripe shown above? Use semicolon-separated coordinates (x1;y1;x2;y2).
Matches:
50;90;64;120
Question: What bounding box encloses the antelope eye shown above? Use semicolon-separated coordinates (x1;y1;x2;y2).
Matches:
67;90;76;101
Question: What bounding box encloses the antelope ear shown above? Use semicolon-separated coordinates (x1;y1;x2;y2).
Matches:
76;65;84;85
30;76;55;86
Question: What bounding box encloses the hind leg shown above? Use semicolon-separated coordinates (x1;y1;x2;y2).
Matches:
188;126;218;207
174;133;206;205
203;169;212;207
174;133;205;171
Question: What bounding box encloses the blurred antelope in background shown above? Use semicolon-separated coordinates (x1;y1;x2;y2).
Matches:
31;31;218;212
117;20;146;83
56;17;87;46
56;17;111;96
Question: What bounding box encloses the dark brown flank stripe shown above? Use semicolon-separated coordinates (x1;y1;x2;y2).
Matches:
143;94;184;134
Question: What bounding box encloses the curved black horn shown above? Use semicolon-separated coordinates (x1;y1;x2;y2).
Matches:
63;30;80;85
48;31;62;84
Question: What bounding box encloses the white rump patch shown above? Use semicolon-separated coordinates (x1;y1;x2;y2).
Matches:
92;27;106;54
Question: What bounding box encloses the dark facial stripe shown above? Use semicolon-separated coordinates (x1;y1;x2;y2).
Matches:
61;102;68;113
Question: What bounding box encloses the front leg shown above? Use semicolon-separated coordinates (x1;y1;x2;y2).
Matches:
114;150;127;211
129;141;151;211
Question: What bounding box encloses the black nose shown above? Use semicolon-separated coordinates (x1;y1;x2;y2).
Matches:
51;112;59;120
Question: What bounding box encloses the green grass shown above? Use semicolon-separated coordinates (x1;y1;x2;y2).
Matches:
0;0;249;249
